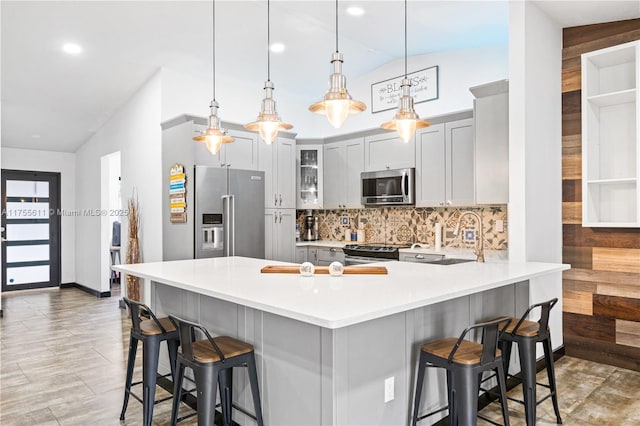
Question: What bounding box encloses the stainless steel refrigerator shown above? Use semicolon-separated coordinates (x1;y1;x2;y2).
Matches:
194;165;265;259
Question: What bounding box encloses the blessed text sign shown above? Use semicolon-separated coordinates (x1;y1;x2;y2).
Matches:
371;66;439;114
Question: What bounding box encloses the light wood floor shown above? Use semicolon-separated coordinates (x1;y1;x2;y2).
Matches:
2;287;640;425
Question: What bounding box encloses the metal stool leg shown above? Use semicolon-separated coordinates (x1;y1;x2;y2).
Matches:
120;335;138;420
500;339;513;377
543;336;563;424
247;354;265;426
195;366;219;426
496;364;510;426
170;360;186;426
142;336;161;426
219;368;233;426
518;339;537;426
446;369;457;426
411;352;427;426
454;368;480;426
167;338;179;380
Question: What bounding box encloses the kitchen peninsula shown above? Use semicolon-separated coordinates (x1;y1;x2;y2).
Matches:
115;257;568;425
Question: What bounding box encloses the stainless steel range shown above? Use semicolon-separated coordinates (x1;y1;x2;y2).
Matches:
342;244;407;265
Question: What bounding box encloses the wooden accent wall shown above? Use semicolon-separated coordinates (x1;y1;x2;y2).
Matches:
562;19;640;371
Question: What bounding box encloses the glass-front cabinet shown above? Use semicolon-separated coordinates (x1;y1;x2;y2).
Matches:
296;145;323;209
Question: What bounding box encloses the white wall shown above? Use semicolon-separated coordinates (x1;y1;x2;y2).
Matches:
508;1;563;348
75;71;162;293
1;148;76;284
160;44;508;137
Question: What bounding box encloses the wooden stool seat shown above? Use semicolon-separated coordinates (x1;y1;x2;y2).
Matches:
502;318;539;337
193;336;254;363
422;338;502;365
139;317;177;335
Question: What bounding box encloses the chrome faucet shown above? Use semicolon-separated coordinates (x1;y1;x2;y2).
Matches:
453;211;485;262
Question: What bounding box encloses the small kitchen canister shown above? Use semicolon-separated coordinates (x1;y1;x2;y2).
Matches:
345;229;351;241
357;229;365;242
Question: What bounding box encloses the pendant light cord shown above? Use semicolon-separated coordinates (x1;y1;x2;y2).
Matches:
404;0;407;78
335;0;339;53
212;0;216;101
267;0;271;81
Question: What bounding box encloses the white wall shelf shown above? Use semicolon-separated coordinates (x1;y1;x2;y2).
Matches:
581;40;639;227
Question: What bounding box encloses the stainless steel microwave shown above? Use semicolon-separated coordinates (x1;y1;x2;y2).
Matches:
361;168;415;206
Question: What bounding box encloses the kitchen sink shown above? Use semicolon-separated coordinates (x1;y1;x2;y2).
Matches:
427;258;476;265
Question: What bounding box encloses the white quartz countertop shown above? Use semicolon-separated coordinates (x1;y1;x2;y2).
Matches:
115;257;568;329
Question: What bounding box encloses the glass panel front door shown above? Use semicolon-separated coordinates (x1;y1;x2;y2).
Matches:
2;170;61;291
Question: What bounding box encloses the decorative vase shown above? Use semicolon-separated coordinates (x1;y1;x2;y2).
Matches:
125;237;140;301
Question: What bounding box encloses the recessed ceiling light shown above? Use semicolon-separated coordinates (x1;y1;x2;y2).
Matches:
62;43;83;55
270;43;285;53
31;134;41;139
346;6;364;16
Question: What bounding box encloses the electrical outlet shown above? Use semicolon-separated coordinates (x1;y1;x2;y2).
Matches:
496;219;504;232
384;376;394;403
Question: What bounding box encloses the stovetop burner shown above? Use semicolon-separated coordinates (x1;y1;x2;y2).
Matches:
343;244;410;260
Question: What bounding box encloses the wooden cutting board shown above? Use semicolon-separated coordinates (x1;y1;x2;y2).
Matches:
260;265;388;275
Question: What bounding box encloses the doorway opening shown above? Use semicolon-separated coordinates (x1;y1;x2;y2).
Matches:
100;152;122;298
1;170;61;291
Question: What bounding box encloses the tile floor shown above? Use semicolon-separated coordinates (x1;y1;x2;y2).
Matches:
2;287;640;425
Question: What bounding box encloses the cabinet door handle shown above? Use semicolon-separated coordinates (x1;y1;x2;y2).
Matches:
221;163;226;167
279;212;283;223
415;254;424;259
439;202;444;206
274;213;278;223
330;248;337;253
274;194;278;206
446;200;452;205
279;194;283;206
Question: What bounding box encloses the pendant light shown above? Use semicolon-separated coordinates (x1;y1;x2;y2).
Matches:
308;0;366;128
381;0;430;142
193;0;234;154
244;0;293;144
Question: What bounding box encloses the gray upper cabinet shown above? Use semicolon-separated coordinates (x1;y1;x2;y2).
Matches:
415;118;474;207
324;137;365;209
470;80;509;204
363;132;415;171
194;126;258;171
259;136;296;209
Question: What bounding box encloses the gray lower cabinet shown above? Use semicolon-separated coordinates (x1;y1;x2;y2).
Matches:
265;209;295;262
295;247;307;263
316;247;345;266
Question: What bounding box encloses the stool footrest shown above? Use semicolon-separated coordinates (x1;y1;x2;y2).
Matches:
416;405;448;422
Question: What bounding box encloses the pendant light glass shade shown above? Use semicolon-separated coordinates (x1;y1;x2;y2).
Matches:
194;0;234;154
244;81;293;144
194;100;234;154
308;0;366;128
381;79;430;142
244;0;293;143
309;52;366;128
381;0;430;141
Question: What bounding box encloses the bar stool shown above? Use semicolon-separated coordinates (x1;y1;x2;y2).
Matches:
411;317;511;426
169;315;264;426
499;298;562;425
120;297;180;426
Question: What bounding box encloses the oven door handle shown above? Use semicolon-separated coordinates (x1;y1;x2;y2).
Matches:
344;256;394;266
